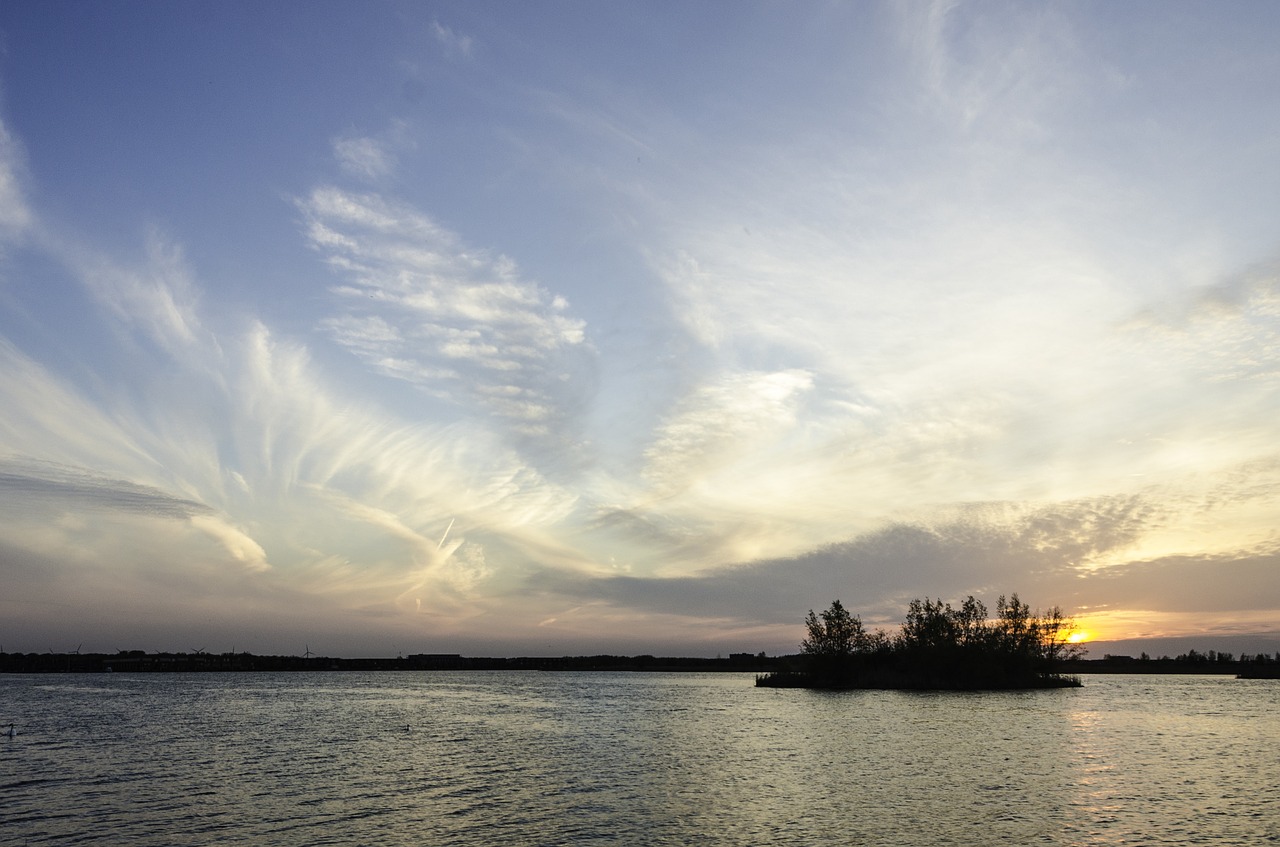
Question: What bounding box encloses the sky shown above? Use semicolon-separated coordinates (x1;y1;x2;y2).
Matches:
1;1;1278;658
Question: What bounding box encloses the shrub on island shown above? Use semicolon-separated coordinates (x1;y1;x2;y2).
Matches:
757;594;1083;690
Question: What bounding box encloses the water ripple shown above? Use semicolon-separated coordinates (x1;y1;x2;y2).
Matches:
1;672;1277;845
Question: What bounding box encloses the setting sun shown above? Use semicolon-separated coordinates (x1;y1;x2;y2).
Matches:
1067;631;1093;644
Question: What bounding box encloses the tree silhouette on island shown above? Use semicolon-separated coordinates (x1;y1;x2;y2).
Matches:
758;594;1084;690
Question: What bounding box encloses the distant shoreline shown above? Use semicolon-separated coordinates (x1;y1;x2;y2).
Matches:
2;651;1276;677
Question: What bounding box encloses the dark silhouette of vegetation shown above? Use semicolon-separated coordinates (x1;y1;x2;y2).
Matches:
758;593;1084;690
0;649;780;674
1236;652;1280;679
3;643;1273;678
1059;650;1280;678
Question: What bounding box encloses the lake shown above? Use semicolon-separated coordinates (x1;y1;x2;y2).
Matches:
2;672;1277;845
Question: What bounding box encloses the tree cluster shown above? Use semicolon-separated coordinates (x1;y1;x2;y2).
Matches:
762;593;1083;689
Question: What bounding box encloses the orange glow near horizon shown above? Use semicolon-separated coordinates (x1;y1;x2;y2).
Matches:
1067;630;1092;644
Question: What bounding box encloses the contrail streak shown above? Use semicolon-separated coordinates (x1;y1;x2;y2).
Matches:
437;518;455;550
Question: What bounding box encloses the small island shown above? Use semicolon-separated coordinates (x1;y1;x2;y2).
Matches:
757;594;1083;690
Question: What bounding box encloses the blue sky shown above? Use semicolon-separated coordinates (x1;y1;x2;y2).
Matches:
2;1;1278;657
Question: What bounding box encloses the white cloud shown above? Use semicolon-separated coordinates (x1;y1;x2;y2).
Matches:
0;339;152;473
0;119;32;238
70;229;204;355
0;196;591;634
431;20;474;57
643;369;813;494
333;135;397;180
189;514;270;572
300;187;592;440
899;0;1083;134
0;301;587;627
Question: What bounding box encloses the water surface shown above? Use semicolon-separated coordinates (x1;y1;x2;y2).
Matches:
2;672;1276;845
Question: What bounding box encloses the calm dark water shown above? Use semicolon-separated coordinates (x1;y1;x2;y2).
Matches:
2;672;1276;846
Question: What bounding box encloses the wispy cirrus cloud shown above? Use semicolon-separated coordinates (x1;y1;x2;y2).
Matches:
0;118;32;239
0;456;269;573
301;186;592;442
64;229;205;357
900;0;1087;135
642;369;813;496
431;20;474;58
332;121;413;182
333;136;397;181
0;193;587;635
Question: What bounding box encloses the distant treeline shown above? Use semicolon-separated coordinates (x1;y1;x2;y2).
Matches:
1067;651;1280;679
0;650;778;675
758;594;1084;690
3;647;1276;678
